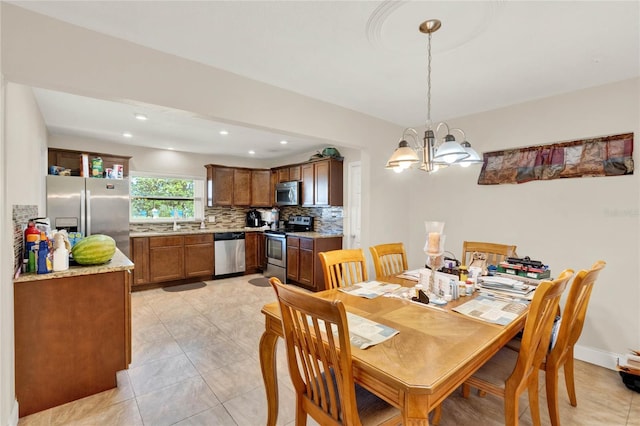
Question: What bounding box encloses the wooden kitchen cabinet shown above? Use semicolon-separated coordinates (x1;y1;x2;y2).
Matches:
184;234;214;278
130;237;149;285
48;148;131;177
300;159;343;207
251;169;272;207
14;267;132;417
149;236;185;283
257;232;267;270
289;165;301;181
301;163;314;206
245;232;259;273
286;236;342;291
233;168;251;206
287;237;300;282
211;166;234;206
130;234;215;287
277;167;290;183
206;165;270;207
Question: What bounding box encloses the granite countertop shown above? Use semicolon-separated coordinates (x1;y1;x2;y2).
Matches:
129;227;267;238
14;248;134;283
130;228;342;239
285;232;343;239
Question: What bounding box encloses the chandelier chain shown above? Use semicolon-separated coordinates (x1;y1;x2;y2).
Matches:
427;32;432;127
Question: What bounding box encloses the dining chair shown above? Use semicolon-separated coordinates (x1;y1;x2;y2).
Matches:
461;241;518;268
319;248;368;290
505;260;605;426
461;268;574;426
268;277;401;426
369;243;408;279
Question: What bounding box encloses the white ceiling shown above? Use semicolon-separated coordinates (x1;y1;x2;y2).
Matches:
12;0;640;158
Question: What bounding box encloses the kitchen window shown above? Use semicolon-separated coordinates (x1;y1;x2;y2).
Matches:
130;173;204;222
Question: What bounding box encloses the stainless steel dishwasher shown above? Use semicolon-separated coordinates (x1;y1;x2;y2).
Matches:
214;232;246;277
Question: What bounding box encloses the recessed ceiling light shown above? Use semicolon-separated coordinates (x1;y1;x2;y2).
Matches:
248;150;256;155
134;113;148;121
280;140;288;145
122;132;133;138
219;130;229;135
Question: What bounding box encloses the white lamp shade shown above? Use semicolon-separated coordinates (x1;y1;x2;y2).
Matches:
386;143;419;168
433;140;469;164
458;143;483;167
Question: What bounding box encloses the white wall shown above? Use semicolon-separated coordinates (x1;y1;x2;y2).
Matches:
1;82;47;426
384;79;638;365
5;83;47;213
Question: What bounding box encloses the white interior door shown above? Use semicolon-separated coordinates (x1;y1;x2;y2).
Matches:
346;161;362;249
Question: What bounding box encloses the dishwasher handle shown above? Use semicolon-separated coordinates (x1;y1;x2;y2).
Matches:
214;232;245;241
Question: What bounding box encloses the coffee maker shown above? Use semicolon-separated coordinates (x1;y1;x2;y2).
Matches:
246;209;262;227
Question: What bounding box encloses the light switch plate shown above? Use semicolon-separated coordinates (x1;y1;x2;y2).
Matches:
208;215;216;223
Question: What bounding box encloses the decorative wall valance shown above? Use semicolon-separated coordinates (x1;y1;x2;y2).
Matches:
477;133;634;185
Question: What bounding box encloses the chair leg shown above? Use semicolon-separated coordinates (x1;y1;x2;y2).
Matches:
295;401;307;426
545;364;561;426
528;374;542;426
564;347;578;407
504;390;519;426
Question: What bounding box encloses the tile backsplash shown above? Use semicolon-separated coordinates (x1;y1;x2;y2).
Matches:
129;205;344;234
12;205;39;274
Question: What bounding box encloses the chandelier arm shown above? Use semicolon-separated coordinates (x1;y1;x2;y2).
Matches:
449;127;466;141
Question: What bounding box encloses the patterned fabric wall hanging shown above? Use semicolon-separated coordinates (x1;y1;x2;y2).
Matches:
478;133;634;185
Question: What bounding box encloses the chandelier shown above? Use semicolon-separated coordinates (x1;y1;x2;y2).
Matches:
385;19;482;173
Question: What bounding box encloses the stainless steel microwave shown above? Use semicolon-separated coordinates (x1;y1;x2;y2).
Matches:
275;181;300;206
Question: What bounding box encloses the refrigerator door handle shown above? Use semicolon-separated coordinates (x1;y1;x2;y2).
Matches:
86;190;92;236
80;189;87;236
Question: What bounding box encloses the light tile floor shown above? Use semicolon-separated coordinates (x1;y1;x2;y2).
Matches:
18;274;639;425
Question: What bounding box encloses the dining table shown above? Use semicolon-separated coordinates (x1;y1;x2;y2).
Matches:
259;274;528;426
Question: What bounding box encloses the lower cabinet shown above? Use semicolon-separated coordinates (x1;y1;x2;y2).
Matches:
258;232;267;270
14;269;132;417
286;236;342;291
245;232;259;273
130;234;214;287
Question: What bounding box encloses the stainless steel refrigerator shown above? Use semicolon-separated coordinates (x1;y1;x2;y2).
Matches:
46;175;130;258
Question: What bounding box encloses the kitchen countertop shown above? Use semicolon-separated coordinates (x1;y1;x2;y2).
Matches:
14;248;134;283
130;228;343;239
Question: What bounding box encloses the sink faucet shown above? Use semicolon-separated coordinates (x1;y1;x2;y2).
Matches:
172;211;181;231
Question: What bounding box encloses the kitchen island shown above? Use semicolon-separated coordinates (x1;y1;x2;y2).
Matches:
14;249;133;417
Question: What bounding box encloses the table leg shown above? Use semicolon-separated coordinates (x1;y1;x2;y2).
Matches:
403;393;431;425
259;329;279;426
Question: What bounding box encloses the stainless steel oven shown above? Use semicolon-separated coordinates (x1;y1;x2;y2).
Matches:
264;231;287;283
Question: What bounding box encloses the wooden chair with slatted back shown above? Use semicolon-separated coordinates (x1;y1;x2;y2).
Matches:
269;277;401;426
369;243;408;280
462;268;574;426
542;260;605;426
461;241;517;268
318;249;368;290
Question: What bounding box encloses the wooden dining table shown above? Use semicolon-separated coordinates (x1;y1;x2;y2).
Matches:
259;275;527;425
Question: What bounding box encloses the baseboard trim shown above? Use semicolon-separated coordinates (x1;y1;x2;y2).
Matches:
7;399;18;426
574;344;620;370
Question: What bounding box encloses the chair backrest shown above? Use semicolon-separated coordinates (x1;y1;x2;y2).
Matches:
319;249;368;290
461;241;517;267
548;260;606;363
506;269;574;394
369;243;408;279
269;277;361;426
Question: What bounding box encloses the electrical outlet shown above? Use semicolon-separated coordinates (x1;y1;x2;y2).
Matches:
208;215;216;223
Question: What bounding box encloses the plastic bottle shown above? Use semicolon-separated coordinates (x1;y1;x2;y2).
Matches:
24;220;40;260
53;232;69;272
37;232;52;274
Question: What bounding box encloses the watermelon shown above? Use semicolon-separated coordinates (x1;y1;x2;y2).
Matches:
72;234;116;265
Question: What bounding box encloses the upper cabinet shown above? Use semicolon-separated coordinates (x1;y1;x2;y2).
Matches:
302;158;343;207
274;165;302;183
205;165;271;207
48;148;131;178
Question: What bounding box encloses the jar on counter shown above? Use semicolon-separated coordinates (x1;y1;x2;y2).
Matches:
459;265;468;282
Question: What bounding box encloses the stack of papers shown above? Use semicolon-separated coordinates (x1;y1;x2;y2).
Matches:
453;295;529;326
338;281;401;299
345;312;399;349
478;276;535;297
396;269;421;281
